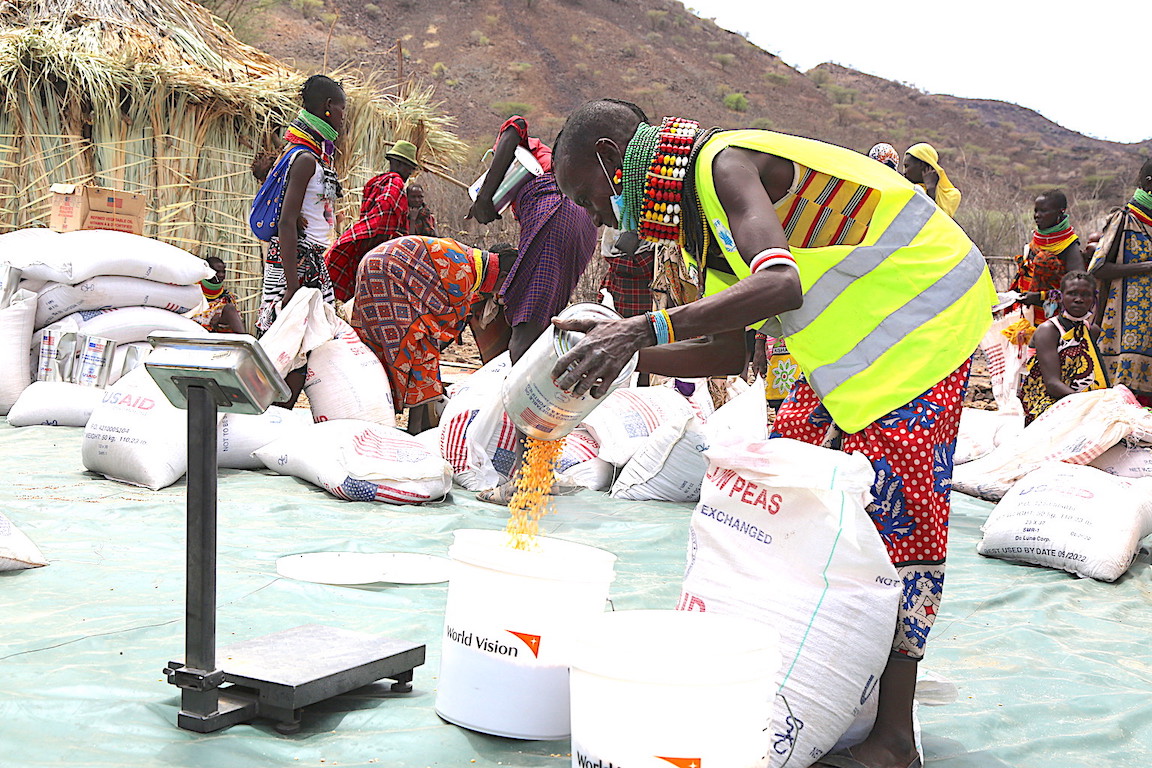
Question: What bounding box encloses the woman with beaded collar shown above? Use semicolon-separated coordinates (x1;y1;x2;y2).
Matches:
549;100;994;768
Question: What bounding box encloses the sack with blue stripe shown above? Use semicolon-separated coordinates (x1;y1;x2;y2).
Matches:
249;145;312;242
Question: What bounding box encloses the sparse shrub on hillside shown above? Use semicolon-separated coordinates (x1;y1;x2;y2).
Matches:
319;11;339;26
808;69;831;87
508;62;533;79
492;101;532;118
432;62;448;79
750;117;774;130
713;53;735;70
469;30;491;46
336;34;364;54
289;0;324;19
486;14;498;25
832;104;865;126
723;93;749;113
763;71;790;86
621;45;638;59
363;3;380;16
646;9;669;29
824;84;857;105
196;0;279;37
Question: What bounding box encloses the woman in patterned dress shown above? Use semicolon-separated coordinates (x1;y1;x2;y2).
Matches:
351;236;516;434
1018;271;1107;424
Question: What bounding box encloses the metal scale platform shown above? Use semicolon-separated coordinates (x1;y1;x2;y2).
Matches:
146;333;425;734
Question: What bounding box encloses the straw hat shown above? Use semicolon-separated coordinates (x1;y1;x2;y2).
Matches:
386;140;420;168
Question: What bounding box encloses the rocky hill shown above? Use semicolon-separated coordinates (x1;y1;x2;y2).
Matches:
209;0;1151;258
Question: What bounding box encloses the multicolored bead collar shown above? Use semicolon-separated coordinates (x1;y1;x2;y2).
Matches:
622;117;701;243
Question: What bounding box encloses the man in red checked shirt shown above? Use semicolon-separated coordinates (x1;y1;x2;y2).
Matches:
326;140;420;301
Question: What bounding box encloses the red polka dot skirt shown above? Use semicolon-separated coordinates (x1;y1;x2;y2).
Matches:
770;359;972;658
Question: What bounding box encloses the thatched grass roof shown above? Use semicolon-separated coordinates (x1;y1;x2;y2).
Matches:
0;0;467;321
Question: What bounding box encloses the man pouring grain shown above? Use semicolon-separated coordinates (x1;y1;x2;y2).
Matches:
549;100;994;768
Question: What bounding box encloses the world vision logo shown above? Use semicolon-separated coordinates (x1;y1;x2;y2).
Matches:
657;758;703;768
506;630;542;658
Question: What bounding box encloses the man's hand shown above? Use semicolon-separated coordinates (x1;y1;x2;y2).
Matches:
1020;291;1043;307
551;315;650;397
466;196;501;225
750;334;768;379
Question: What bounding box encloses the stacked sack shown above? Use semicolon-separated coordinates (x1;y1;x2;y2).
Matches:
249;288;450;504
2;228;212;426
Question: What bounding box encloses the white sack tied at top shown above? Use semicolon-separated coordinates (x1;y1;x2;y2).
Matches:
257;287;343;377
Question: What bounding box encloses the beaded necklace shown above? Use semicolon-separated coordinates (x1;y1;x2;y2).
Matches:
621;122;659;232
622;118;700;242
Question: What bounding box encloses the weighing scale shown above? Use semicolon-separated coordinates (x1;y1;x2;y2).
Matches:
145;332;426;734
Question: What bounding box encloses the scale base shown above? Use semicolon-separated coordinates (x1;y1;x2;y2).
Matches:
169;624;425;734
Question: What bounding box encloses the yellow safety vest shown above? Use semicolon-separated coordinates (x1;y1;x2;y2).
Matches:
693;130;994;433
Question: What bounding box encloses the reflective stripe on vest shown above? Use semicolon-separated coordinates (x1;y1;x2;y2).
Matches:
693;130;994;432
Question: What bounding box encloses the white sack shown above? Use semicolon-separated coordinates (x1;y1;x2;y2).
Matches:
254;419;453;504
0;511;49;571
555;426;614;491
35;276;203;328
679;438;898;768
107;341;151;385
304;324;395;427
665;377;717;421
439;353;518;490
413;426;442;457
0;228;60;275
1089;441;1152;478
952;387;1152;501
704;375;768;447
611;415;709;502
15;229;213;285
82;367;189;490
257;287;341;376
977;463;1152;581
7;381;104;427
0;288;36;414
954;407;1024;465
979;312;1032;412
581;386;696;466
217;407;311;470
54;306;207;345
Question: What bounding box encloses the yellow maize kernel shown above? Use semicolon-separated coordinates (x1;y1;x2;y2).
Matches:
505;436;566;550
1001;316;1036;347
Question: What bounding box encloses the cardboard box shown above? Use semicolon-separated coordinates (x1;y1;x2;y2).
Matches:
49;183;146;235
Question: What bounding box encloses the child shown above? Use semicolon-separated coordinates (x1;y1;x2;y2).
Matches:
1018;270;1108;424
255;74;345;404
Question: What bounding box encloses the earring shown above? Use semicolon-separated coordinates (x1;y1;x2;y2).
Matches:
325;110;331;117
613;168;622;185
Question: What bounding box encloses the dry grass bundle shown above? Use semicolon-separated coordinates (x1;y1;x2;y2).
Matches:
0;0;467;324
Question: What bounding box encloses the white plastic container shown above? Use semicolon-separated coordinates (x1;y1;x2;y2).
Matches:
568;610;780;768
501;303;638;441
435;529;617;740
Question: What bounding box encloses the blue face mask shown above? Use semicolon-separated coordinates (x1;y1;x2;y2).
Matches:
597;152;625;228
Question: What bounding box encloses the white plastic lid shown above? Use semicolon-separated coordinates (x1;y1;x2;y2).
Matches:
449;528;617;584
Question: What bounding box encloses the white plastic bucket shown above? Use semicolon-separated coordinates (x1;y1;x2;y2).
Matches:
435;529;618;740
568;610;780;768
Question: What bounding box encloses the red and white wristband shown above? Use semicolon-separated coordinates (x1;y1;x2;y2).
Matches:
749;247;797;273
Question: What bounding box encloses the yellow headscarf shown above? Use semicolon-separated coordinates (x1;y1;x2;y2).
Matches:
906;143;961;217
